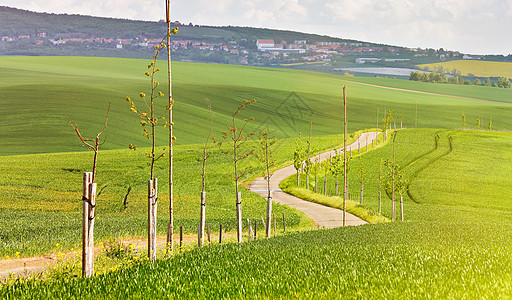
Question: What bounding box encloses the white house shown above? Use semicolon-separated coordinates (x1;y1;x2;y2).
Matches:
257;39;275;50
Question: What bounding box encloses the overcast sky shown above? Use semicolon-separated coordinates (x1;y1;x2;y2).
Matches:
3;0;511;55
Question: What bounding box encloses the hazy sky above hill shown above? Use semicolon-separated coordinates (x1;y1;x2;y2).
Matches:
3;0;511;55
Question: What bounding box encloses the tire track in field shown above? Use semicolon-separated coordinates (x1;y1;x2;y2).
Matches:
405;132;454;204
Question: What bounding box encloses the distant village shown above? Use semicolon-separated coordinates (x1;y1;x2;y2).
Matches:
1;32;471;65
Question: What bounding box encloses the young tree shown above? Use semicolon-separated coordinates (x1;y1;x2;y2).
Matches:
358;159;365;205
196;99;213;247
255;129;276;238
215;99;256;243
378;158;383;215
385;160;407;221
313;156;321;193
462;111;466;129
71;103;110;277
330;150;349;196
293;134;306;187
483;78;491;87
322;157;331;196
488;115;493;131
71;104;110;183
126;43;169;260
304;123;313;190
476;115;481;130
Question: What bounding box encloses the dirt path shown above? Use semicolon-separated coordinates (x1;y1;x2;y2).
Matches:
249;131;379;228
343;80;512;105
0;233;236;280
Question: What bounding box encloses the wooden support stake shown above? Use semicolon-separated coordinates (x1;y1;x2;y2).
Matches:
247;219;253;241
400;195;404;221
207;223;211;243
273;213;277;236
266;191;272;238
236;192;242;243
179;225;183;251
148;178;158;261
199;191;206;247
282;213;286;233
197;223;201;247
254;220;257;239
82;172;93;277
360;184;364;205
219;224;223;244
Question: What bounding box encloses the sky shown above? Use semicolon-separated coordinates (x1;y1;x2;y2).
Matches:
2;0;511;55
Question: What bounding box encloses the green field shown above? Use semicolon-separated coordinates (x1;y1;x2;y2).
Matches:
1;56;512;155
3;129;512;298
2;57;512;297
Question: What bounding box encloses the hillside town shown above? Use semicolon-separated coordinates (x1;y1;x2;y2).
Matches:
1;31;467;66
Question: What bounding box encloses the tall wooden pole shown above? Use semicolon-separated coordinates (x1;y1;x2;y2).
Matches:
82;172;93;277
343;85;347;227
392;132;396;221
148;178;158;261
165;0;174;255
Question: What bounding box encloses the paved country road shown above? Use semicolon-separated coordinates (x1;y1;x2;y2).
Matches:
248;131;380;228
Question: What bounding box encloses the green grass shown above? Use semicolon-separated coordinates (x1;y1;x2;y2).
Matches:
3;129;512;298
0;133;352;257
1;56;512;155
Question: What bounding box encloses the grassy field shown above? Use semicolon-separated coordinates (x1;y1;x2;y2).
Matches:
0;133;363;257
3;129;512;298
1;56;512;155
418;60;512;78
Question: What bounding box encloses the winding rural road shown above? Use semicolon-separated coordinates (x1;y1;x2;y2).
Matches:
1;131;380;280
248;131;380;228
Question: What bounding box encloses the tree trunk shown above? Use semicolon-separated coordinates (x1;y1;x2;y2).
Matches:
236;191;242;243
296;171;300;187
335;179;339;197
400;195;404;221
266;191;272;238
199;191;206;247
360;184;363;205
148;178;157;261
323;177;327;196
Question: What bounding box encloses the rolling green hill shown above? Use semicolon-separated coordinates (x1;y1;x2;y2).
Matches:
3;129;512;298
1;56;512;156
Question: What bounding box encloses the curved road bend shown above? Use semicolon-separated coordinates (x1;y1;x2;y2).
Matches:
248;131;380;228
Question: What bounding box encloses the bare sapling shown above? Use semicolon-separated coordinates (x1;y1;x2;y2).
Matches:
165;0;179;255
304;122;314;190
293;133;306;187
330;150;344;196
215;99;256;243
255;129;276;238
313;156;320;193
71;103;110;277
378;158;383;215
196;99;214;247
126;42;170;260
359;159;365;205
384;130;398;221
323;157;330;195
